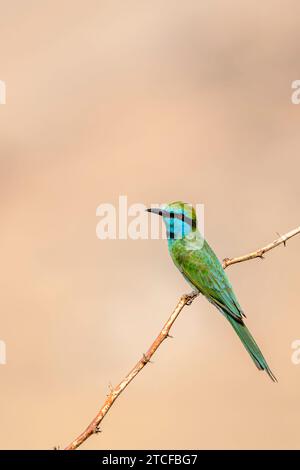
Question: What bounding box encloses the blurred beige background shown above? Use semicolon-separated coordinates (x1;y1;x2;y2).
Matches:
0;0;300;450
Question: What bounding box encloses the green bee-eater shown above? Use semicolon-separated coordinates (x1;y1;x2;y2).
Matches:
147;201;276;381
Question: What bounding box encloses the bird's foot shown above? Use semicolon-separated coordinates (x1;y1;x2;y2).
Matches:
184;290;199;305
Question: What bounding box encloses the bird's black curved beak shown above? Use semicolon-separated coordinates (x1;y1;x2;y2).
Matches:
146;208;164;216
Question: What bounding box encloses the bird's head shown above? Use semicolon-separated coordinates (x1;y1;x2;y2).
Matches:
146;201;197;240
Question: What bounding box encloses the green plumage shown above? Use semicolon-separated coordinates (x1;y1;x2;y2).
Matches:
148;201;276;381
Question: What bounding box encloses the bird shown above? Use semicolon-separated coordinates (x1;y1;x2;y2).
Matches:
147;201;276;381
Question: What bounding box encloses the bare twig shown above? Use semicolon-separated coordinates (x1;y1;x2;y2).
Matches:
222;226;300;269
64;225;300;450
64;291;198;450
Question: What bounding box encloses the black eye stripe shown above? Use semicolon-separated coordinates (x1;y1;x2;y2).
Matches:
169;212;194;227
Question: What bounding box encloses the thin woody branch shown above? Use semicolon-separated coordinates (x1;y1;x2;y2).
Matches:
222;226;300;269
64;225;300;450
64;291;198;450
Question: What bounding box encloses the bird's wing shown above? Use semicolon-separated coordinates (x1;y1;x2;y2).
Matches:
178;240;244;323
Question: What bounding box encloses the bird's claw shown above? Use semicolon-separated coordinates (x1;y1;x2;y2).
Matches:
184;290;199;305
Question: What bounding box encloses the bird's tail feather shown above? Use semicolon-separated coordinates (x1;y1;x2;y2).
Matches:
227;316;277;382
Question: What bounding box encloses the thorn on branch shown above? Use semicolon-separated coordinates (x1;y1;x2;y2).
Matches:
106;382;114;397
276;232;287;247
94;425;102;434
142;353;152;365
166;333;173;339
